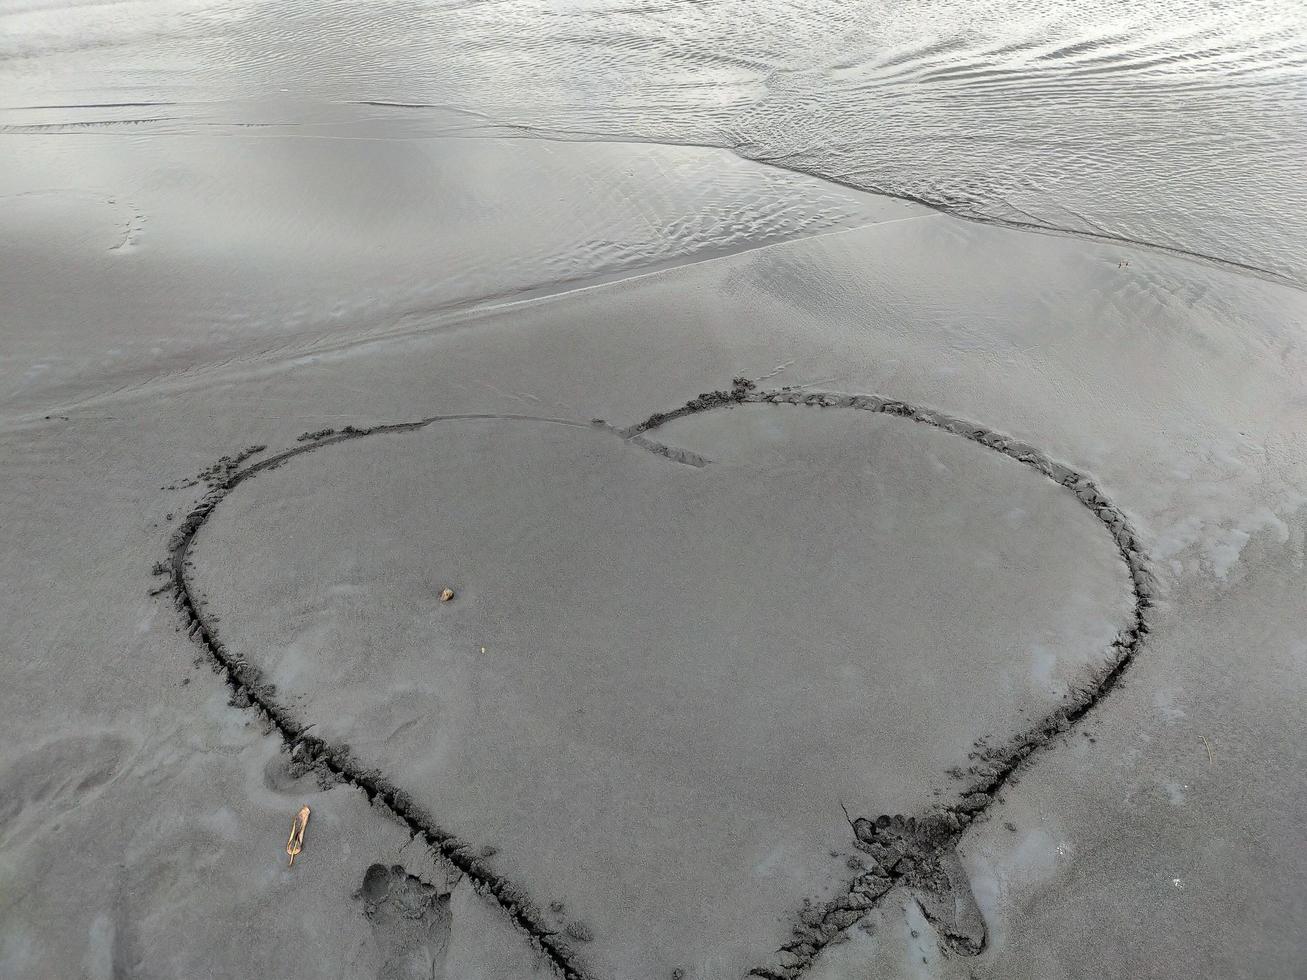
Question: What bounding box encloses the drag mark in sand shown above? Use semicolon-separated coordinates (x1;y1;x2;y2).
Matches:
625;380;1155;977
162;381;1153;979
165;417;598;980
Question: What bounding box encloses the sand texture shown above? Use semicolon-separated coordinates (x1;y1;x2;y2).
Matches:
3;24;1307;977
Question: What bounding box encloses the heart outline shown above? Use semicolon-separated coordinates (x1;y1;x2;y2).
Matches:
163;379;1154;979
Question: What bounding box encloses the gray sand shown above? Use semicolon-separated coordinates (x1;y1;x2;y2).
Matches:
2;134;1306;979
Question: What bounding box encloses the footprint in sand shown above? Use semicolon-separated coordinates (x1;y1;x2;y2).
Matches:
355;863;453;980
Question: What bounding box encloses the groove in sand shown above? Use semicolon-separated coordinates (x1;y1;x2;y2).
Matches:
163;379;1154;979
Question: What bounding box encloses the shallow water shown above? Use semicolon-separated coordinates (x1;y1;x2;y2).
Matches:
3;0;1305;282
0;134;918;412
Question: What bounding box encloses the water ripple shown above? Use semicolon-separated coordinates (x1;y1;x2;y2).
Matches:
2;0;1304;280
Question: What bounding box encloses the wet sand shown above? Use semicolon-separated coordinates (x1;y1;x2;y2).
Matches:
3;131;1307;979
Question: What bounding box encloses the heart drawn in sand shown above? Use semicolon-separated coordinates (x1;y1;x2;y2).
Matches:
165;380;1152;980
